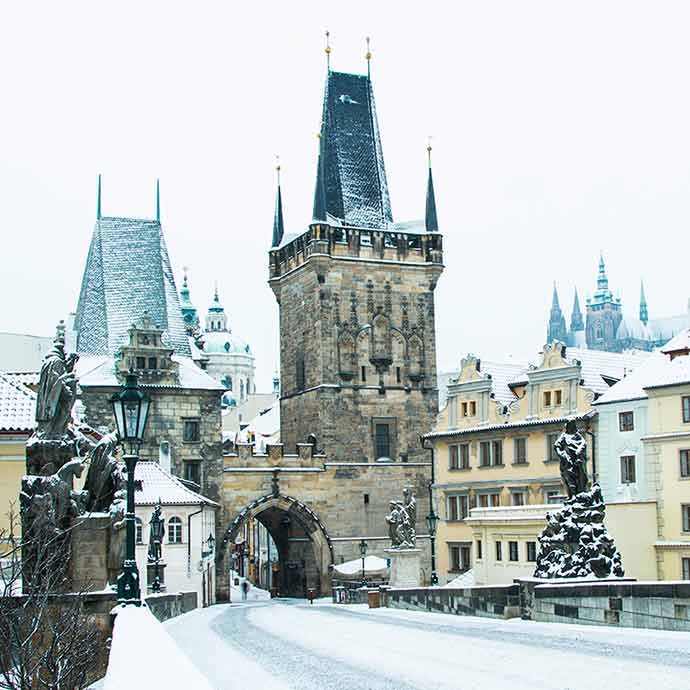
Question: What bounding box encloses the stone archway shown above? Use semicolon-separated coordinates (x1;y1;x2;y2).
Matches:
217;493;334;600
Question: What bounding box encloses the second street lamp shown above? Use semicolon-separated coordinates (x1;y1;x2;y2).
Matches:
359;539;368;588
110;370;150;605
426;505;439;586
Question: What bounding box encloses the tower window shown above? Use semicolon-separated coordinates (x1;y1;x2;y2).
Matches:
148;357;157;370
364;493;370;505
136;356;146;369
375;423;391;461
361;366;367;382
620;456;636;484
396;366;401;383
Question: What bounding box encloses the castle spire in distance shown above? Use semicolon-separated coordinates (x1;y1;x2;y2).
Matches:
640;279;649;326
570;287;584;332
547;282;567;344
425;139;439;233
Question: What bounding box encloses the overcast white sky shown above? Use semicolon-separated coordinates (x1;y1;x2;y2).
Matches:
2;1;690;390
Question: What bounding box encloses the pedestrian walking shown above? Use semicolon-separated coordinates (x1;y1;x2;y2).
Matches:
241;580;249;601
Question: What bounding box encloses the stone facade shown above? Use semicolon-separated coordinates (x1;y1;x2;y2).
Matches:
270;223;443;462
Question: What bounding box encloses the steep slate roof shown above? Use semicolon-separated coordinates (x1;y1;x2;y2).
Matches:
0;371;36;433
74;217;190;357
135;460;218;507
313;70;392;229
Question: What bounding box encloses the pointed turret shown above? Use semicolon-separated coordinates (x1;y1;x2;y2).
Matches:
272;159;285;247
206;283;228;333
640;279;649;326
547;282;568;344
597;253;609;292
311;66;392;228
570;288;584;332
179;267;200;331
425;142;439;233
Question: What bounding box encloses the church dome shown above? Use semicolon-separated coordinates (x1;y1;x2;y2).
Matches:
203;330;252;356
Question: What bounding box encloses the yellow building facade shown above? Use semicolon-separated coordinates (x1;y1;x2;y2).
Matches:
427;343;645;585
0;372;36;555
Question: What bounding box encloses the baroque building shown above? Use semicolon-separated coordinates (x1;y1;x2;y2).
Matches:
547;255;689;352
217;54;443;598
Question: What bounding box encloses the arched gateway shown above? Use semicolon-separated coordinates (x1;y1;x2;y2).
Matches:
217;493;334;599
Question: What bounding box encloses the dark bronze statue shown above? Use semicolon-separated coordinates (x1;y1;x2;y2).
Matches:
555;419;589;498
147;501;165;563
83;432;123;513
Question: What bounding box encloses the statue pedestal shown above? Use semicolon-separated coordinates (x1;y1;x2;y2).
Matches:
147;561;167;593
385;548;421;588
70;514;110;591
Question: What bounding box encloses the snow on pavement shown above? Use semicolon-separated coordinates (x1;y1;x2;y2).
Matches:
165;600;690;690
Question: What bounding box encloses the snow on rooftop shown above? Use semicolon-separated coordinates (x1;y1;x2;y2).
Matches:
0;371;36;433
135;460;218;507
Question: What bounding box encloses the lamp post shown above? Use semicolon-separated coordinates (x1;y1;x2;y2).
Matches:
110;370;150;605
202;533;215;559
358;539;368;588
426;502;439;586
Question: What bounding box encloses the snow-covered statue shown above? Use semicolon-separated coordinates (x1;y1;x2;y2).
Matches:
555;419;588;498
27;323;82;476
107;490;127;586
534;422;624;579
386;486;417;549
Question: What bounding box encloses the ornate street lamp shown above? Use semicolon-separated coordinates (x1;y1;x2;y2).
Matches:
359;539;368;588
426;505;439;586
111;370;150;605
202;533;215;559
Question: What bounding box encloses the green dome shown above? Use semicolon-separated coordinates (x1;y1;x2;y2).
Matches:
203;330;252;355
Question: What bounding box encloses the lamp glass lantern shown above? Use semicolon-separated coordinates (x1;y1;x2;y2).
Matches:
110;371;150;452
426;508;439;537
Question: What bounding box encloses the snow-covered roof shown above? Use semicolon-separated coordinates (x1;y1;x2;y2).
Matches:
134;460;218;507
425;411;595;439
480;360;529;404
74;216;191;358
333;555;389;578
565;347;649;395
0;371;36;433
661;329;690;355
4;371;39;388
648;313;690;342
76;355;224;391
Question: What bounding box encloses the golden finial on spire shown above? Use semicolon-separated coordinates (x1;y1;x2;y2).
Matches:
275;154;281;185
427;136;433;168
324;30;331;69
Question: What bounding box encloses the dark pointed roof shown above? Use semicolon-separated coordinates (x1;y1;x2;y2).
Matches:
272;183;284;247
74;217;191;357
312;70;392;228
425;166;439;233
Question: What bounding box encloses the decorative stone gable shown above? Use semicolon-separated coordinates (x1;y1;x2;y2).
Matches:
458;354;484;383
116;312;179;386
537;342;569;370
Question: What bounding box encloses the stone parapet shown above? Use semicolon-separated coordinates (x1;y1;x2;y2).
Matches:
224;444;326;469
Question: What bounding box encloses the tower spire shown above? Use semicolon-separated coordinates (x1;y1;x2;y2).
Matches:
97;174;102;220
547;282;567;344
570;287;584;332
640;278;649;326
324;30;331;71
272;156;285;247
425;138;439;233
365;36;372;78
156;178;160;222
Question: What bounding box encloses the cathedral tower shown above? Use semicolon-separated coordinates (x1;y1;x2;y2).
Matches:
268;66;444;462
546;283;567;344
585;254;623;351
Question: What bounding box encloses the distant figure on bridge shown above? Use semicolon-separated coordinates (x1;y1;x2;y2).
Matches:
241;580;249;601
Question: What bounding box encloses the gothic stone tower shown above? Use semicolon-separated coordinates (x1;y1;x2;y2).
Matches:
586;254;622;351
269;69;444;464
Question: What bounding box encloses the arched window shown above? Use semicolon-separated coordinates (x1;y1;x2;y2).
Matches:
168;516;183;544
240;379;245;400
135;517;143;544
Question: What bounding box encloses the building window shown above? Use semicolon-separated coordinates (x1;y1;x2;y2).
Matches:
683;505;690;533
514;438;527;464
447;495;469;521
449;445;459;469
511;491;526;506
364;493;370;505
470;401;477;416
619;411;634;432
461;402;468;417
554;390;562;406
476;539;483;560
478;494;489;508
136;356;146;369
183;419;200;443
543;391;552;407
509;541;519;562
545;489;562;504
683;557;690;581
184;461;201;488
480;441;491;467
684;397;690;423
135;517;143;544
546;433;560;462
681;450;690;478
490;493;500;507
492;440;503;466
526;541;537;562
396;366;401;383
449;544;471;573
375;423;391;461
620;455;636;484
148;356;157;370
168;517;183;544
495;541;502;561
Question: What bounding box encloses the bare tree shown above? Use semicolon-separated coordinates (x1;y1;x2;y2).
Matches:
0;507;107;690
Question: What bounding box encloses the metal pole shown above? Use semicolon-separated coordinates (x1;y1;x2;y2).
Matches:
421;436;439;586
118;454;141;604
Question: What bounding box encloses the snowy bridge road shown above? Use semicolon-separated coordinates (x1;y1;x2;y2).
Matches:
165;600;690;690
